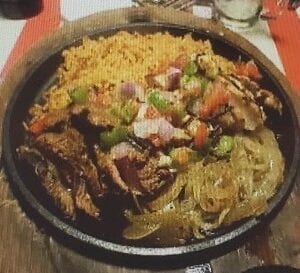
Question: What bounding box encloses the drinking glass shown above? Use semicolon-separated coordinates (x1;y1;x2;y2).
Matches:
214;0;263;29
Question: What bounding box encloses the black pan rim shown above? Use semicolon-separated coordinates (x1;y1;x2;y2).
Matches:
2;21;300;258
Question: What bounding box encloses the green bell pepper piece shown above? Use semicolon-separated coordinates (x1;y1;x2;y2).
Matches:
70;87;88;104
99;126;128;149
147;90;171;111
184;61;198;76
111;102;135;124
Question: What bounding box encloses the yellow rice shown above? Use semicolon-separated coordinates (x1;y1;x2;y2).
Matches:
37;31;235;113
57;31;213;88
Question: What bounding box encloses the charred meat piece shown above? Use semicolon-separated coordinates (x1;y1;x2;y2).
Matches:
35;129;105;197
95;149;130;193
73;180;100;218
114;157;145;194
18;146;75;218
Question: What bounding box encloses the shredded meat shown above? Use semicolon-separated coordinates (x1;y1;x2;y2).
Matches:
35;129;105;197
73;180;100;218
18;146;75;218
95;148;129;192
224;93;264;131
225;75;282;114
87;106;119;127
137;158;171;193
67;89;120;128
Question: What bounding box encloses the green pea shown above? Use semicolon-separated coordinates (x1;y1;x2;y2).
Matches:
184;61;198;76
213;135;234;157
70;87;88;104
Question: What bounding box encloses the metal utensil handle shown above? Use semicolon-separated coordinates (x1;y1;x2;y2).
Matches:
185;263;213;273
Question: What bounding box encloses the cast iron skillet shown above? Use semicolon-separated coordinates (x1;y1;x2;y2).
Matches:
2;19;300;267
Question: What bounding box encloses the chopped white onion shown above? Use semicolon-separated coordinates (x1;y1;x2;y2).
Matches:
110;142;135;160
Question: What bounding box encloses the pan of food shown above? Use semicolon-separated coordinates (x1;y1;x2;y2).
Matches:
1;7;299;266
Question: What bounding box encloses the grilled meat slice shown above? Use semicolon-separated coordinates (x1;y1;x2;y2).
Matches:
73;180;100;218
95;145;173;195
95;149;130;193
137;158;172;193
35;129;105;197
18;146;75;218
218;93;264;131
225;75;282;114
217;76;265;131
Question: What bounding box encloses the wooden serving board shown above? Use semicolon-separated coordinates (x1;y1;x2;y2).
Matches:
0;7;299;273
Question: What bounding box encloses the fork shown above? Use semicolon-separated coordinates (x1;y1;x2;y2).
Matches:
133;0;196;10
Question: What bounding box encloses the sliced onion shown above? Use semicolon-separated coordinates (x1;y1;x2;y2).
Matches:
153;74;168;89
167;66;182;91
120;82;136;98
159;91;178;103
158;118;175;142
135;85;146;102
110;142;135;160
136;103;149;120
133;118;161;139
133;118;175;142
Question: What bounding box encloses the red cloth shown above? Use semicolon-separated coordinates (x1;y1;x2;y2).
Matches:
1;0;60;78
265;0;300;94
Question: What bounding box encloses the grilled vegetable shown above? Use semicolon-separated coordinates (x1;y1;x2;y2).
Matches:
100;126;129;149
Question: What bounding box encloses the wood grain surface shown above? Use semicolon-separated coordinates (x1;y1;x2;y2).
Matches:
0;7;299;273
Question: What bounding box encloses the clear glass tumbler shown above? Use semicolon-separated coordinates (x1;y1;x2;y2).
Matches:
214;0;263;29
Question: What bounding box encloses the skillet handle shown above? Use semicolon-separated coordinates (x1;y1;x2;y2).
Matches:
185;263;213;273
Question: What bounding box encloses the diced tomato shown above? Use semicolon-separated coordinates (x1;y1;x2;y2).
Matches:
145;105;161;119
154;54;188;74
155;61;170;74
172;54;188;70
194;122;209;149
29;118;46;135
235;60;262;80
149;134;162;147
199;81;229;119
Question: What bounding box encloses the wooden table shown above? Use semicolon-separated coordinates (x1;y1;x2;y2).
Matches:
0;7;299;273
